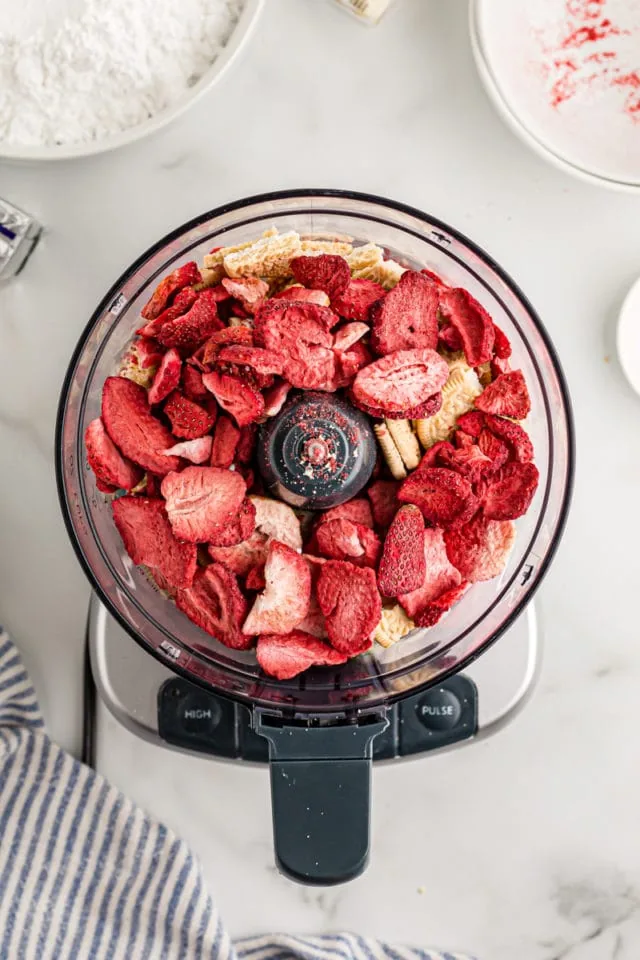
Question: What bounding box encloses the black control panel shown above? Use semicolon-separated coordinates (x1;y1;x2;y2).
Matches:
158;674;478;761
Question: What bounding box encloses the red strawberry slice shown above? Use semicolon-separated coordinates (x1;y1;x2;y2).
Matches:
141;261;201;320
96;478;118;494
160;436;212;464
208;497;257;546
157;289;225;352
398;466;477;528
182;365;209;403
242;540;311;636
102;377;180;476
204;283;233;303
415;581;469;628
112;496;197;589
272;286;330;306
137;287;198;338
333;322;369;353
236;424;256;464
438;322;463;353
245;564;266;592
257;631;347;680
352;348;449;418
208;529;269;575
370;271;439;355
148;348;182;405
440;288;495;367
161;466;246;542
254;301;338;390
331;341;373;390
484;414;534;463
351;389;442;422
296;558;329;640
478;429;510;473
210;415;240;468
439;442;493;482
290;254;351;300
221;277;269;314
85;417;143;491
317;561;381;655
217;345;285;378
421;268;450;293
399;528;463;618
263;380;291;417
492;324;512;359
164;391;215;439
176;563;252;650
491;355;511;380
417;440;456;470
477;461;540;520
202;371;265;427
367;480;400;529
331;278;385;322
132;337;164;370
202;326;253;366
455;411;486;439
322;498;374;529
475;370;531;420
444;514;516;583
315;519;381;568
378;504;426;597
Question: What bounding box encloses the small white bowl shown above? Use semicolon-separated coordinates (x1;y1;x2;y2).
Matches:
0;0;264;163
617;276;640;397
469;0;640;193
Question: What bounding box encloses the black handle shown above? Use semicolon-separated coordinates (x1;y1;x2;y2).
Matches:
255;714;388;885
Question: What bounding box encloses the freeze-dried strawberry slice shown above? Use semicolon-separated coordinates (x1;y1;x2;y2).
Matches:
475;370;531;420
148;348;182;405
176;563;252;650
439;442;493;483
161;436;213;465
245;564;266;592
415;581;469;628
333;322;369;353
477;462;540;520
331;278;385;322
370;271;439;355
263;380;291;417
418;440;456;470
367;480;400;529
96;478;118;494
251;496;302;550
438;322;463;353
398;466;476;528
141;261;201;320
444;514;516;583
315;519;381;568
322;498;374;529
158;289;225;352
208;497;257;546
202;371;265;427
85;418;143;491
182;365;209;403
254;301;338;390
257;631;347;680
484;415;534;463
161;466;246;542
137;287;198;338
102;377;180;476
354;390;443;421
243;540;311;636
440;288;495;367
421;268;450;292
317;561;381;655
209;415;240;468
208;529;269;576
145;474;162;497
491;355;511;380
202;326;254;366
217;345;285;378
272;286;331;306
296;557;329;640
164;391;215;440
331;341;373;390
478;429;510;473
236;424;256;464
492;324;512;360
378;505;426;597
112;496;197;589
455;411;486;439
290;254;351;300
352;349;449;418
399;528;463;618
132;337;164;370
221;277;269;314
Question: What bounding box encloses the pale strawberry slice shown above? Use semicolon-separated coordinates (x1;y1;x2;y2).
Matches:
272;286;330;306
322;498;374;529
208;529;269;575
333;322;369;353
331;278;385;321
257;631;347;680
250;496;303;551
263;380;291;417
367;480;401;530
352;349;449;418
444;514;516;582
217;345;285;378
439;288;495;367
475;370;531;420
370;271;439;355
399;528;463;618
254;301;338;390
202;371;265;426
176;563;252;649
101;377;180;476
85;418;143;491
378;505;426;597
476;462;539;520
415;581;470;628
398;467;478;528
163;391;215;439
148;348;182;405
296;555;328;639
317;561;381;655
242;541;311;636
221;277;269;313
141;261;201;320
160;436;212;464
290;254;351;300
161;466;246;542
112;496;197;589
315;519;381;568
210;415;240;468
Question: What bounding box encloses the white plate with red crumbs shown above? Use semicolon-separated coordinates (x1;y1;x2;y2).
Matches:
472;0;640;188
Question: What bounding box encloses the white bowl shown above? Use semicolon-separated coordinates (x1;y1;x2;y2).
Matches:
0;0;264;163
469;0;640;193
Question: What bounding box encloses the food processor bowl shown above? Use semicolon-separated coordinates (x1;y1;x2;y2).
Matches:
56;190;574;884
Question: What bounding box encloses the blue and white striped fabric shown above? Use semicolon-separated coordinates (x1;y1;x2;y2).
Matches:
0;627;474;960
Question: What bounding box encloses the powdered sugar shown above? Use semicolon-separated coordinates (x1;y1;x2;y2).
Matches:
0;0;244;147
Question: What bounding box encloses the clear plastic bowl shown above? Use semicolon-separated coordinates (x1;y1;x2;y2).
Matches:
56;190;574;717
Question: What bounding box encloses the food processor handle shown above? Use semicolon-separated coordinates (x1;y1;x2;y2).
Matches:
255;713;388;886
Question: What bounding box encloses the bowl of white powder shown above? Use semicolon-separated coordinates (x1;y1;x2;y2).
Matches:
0;0;263;161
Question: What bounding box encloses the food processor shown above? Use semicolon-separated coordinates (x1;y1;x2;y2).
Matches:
56;190;574;886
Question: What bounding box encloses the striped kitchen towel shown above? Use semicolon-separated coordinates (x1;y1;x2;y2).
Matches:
0;626;474;960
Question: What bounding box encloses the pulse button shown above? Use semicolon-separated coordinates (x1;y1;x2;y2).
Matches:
416;688;461;731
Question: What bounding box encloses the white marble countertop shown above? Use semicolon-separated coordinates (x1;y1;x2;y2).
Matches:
2;1;640;957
